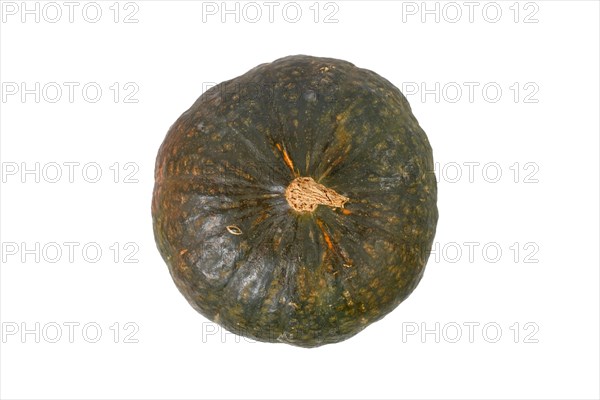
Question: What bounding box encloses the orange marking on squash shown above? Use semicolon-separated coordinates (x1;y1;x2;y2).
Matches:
341;208;352;215
276;143;297;176
282;150;295;174
316;219;335;251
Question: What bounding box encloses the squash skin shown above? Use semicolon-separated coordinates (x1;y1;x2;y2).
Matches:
152;55;438;347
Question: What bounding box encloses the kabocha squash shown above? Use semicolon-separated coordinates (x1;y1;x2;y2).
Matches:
152;55;438;347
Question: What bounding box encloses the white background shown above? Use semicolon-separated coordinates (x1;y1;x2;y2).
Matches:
1;1;599;399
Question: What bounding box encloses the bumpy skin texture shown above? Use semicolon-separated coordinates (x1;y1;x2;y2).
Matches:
152;55;438;347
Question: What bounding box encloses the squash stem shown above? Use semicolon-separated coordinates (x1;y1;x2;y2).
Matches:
285;177;349;212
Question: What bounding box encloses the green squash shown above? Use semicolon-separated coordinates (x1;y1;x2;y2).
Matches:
152;55;438;347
